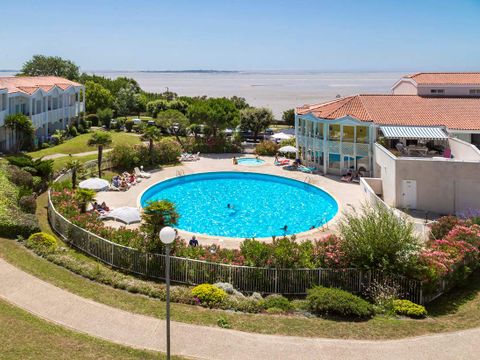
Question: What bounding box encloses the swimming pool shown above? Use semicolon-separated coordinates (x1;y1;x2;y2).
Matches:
237;157;265;166
140;172;338;238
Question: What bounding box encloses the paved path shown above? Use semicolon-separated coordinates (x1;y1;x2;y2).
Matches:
41;149;112;160
0;259;479;360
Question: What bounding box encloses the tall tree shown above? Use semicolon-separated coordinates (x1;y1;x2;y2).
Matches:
156;109;189;146
240;107;274;143
141;126;162;163
4;114;35;152
187;98;239;138
87;132;112;178
85;81;114;114
96;108;114;129
115;84;139;118
282;109;295;127
19;55;80;80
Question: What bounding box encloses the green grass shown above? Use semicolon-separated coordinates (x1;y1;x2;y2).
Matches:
0;298;177;360
28;131;142;158
51;153;98;172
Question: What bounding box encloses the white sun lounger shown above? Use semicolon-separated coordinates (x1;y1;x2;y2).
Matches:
134;167;151;178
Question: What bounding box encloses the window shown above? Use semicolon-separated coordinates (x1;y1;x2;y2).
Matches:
356;126;369;143
469;89;480;95
430;89;445;94
329;124;341;140
342;126;354;142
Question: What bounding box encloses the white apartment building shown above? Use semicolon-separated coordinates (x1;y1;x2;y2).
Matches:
0;76;85;152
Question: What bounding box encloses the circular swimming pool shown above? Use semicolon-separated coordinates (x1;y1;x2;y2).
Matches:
237;157;265;166
140;172;338;238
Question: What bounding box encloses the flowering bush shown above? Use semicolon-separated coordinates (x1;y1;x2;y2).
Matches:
392;300;427;319
191;284;227;308
429;216;462;240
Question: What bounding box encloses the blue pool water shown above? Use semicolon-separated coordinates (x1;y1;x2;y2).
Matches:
237;157;265;166
140;172;338;238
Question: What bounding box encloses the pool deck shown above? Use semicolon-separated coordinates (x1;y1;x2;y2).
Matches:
96;154;364;249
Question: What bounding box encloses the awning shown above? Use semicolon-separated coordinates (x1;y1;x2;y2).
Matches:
380;126;448;140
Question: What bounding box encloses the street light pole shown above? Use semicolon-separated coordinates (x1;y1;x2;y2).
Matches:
159;226;176;360
165;243;171;360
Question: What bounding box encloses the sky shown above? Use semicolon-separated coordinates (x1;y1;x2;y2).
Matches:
1;0;479;72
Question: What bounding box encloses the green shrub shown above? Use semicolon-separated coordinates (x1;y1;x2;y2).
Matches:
240;238;272;267
265;307;285;315
306;286;375;320
19;195;37;214
85;114;99;127
221;296;263;313
6;165;33;188
125;120;134;132
109;144;140;169
41;142;51;149
6;155;34;168
26;232;58;254
217;316;231;328
22;166;38;175
191;284;227;308
339;203;421;274
153;138;182;165
392;300;427;319
255;140;279;155
0;210;39;239
69;125;78;137
261;294;292;312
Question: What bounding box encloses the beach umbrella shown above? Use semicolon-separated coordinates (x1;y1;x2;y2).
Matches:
278;145;298;153
272;132;293;140
78;177;109;191
106;206;141;224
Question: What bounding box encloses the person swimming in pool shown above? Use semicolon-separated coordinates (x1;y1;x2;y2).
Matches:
281;225;288;235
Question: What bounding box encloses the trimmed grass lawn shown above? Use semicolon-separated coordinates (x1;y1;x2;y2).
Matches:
28;131;142;158
51;153;98;172
0;299;176;359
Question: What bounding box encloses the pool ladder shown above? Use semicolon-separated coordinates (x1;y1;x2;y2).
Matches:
304;176;311;184
176;169;185;177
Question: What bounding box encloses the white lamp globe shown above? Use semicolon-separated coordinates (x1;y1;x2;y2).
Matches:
159;226;176;244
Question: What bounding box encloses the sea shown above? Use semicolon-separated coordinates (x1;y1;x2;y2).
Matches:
0;70;405;118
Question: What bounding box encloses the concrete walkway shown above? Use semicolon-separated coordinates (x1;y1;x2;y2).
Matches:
41;149;112;160
0;258;478;360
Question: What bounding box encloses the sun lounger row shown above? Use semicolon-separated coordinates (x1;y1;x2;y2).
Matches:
180;152;200;161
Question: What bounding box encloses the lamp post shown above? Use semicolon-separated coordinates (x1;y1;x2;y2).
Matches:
159;226;175;360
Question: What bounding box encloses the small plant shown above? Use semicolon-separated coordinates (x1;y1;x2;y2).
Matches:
392;300;427;319
265;307;285;315
26;232;58;254
191;284;227;308
217;316;231;328
254;140;279;156
364;280;400;314
306;286;374;320
261;294;292;312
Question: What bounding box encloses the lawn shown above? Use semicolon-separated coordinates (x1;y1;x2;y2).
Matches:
0;298;176;360
28;131;142;159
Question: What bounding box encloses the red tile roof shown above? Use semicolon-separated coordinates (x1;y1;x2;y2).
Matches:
0;76;82;95
405;72;480;85
297;95;480;130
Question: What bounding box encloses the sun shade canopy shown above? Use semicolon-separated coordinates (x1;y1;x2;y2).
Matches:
380;126;448;140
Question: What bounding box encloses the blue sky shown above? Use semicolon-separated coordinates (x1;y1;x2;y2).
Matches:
1;0;479;71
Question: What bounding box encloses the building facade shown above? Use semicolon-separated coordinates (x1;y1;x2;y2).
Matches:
0;76;85;152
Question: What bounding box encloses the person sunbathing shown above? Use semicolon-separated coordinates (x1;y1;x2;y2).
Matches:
100;202;110;212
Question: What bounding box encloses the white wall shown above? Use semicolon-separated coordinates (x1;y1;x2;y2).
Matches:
449;137;480;161
373;144;397;206
392;80;417;95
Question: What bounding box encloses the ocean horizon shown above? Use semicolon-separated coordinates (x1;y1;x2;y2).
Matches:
0;70;405;118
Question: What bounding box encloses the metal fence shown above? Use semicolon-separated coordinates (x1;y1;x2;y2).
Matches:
48;190;427;303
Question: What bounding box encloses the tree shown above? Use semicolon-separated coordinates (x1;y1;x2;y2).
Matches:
187;98;239;138
156;109;189;146
115;84;143;118
87;132;112;178
4;114;35;152
141;126;162;163
240;107;274;143
282;109;295;127
140;200;179;252
74;188;96;213
97;108;114;129
230;96;249;110
85;81;114;114
19;55;80;80
66;158;83;189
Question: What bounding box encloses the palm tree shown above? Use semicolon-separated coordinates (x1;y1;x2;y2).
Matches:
87;132;112;178
74;188;96;213
141;126;161;164
66;158;83;189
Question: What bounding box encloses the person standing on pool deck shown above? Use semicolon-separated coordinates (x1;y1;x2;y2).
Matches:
232;156;238;165
189;236;198;247
274;153;279;163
